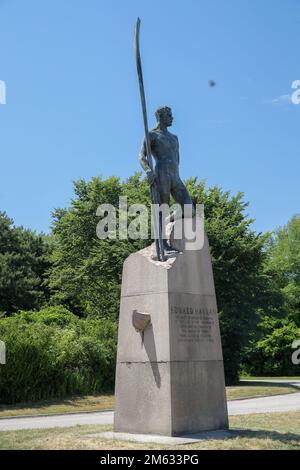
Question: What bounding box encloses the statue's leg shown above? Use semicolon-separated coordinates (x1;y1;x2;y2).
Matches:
155;168;170;206
171;176;195;218
155;169;173;249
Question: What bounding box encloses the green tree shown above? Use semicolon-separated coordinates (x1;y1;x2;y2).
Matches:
243;317;300;376
0;212;52;315
48;175;267;384
48;175;149;318
265;215;300;326
186;180;268;383
242;215;300;376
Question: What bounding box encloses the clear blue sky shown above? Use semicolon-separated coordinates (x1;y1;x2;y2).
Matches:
0;0;299;234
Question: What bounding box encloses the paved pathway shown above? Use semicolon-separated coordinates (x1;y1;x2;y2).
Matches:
1;382;300;432
228;391;300;415
0;411;113;432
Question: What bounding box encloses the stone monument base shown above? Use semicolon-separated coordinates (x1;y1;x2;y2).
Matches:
114;223;228;436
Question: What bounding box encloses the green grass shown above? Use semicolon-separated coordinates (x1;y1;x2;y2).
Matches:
0;394;115;418
241;376;300;381
0;383;297;418
226;385;297;400
0;411;300;450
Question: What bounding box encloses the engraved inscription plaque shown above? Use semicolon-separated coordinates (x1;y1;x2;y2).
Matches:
170;305;216;344
168;292;223;362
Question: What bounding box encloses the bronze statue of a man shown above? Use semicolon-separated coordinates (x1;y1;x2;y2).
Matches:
139;106;193;213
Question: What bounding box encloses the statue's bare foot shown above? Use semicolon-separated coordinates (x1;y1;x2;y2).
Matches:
163;239;179;254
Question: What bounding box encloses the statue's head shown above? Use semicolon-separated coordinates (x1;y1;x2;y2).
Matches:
155;106;173;127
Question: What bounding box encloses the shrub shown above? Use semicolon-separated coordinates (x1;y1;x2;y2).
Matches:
242;318;300;376
0;306;117;404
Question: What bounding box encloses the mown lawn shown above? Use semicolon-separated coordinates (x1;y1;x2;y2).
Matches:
241;376;300;381
0;394;115;417
0;411;300;450
226;384;297;400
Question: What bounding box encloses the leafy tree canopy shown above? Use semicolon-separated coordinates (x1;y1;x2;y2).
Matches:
0;212;52;315
265;215;300;326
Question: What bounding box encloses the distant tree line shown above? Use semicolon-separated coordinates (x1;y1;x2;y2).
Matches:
0;174;299;402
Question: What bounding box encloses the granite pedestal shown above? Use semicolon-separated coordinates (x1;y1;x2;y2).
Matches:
114;224;228;436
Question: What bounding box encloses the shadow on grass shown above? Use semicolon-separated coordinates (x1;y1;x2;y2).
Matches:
86;427;300;450
202;428;300;445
